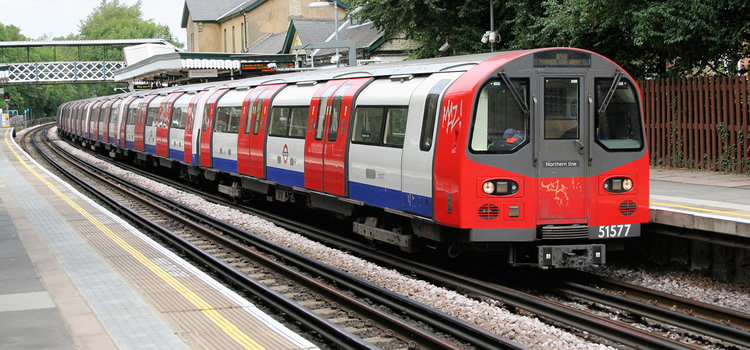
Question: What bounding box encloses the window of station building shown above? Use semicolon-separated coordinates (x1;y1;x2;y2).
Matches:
594;78;643;151
470;78;529;153
544;78;580;140
146;107;159;127
420;79;451;151
352;106;408;147
214;106;242;134
269;106;309;138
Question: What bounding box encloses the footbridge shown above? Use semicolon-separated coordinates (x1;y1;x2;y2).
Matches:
0;39;171;85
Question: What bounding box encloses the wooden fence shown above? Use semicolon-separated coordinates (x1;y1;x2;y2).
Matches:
639;76;750;173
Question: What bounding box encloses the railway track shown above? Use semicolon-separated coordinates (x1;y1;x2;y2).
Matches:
28;125;527;350
35;125;750;349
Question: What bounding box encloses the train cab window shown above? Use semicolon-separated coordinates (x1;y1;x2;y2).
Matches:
470;78;529;153
215;106;242;134
420;79;451;151
269;106;309;138
544;78;580;139
595;78;643;150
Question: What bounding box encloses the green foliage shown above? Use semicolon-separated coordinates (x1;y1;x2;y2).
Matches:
1;0;183;120
349;0;750;79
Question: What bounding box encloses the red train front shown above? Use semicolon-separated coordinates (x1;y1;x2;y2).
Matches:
433;48;649;268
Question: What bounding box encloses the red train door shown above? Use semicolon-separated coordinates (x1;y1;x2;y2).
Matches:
250;84;284;178
536;76;587;223
184;91;208;164
157;92;183;157
135;95;157;151
199;89;229;167
238;88;263;175
304;78;372;195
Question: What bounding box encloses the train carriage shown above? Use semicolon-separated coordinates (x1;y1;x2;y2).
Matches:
58;48;649;268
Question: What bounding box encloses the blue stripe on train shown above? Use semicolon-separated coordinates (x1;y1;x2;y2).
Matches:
145;144;156;155
267;166;305;188
212;157;237;174
169;149;185;162
349;181;433;217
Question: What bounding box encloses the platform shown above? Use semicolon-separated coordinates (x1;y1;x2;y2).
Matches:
650;167;750;239
0;127;317;349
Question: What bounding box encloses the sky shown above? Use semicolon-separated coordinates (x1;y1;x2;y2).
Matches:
0;0;188;45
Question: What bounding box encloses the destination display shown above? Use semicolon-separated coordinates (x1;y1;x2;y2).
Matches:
533;50;591;67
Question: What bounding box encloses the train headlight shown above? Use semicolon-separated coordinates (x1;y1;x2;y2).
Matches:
622;178;633;191
482;181;495;195
482;179;519;196
604;177;634;193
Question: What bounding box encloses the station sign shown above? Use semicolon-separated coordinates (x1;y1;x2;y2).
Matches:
241;62;293;73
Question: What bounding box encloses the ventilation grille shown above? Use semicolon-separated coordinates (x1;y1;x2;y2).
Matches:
478;204;500;220
541;224;589;240
619;200;637;216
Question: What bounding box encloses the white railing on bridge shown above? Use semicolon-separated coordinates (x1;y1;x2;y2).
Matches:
0;61;125;84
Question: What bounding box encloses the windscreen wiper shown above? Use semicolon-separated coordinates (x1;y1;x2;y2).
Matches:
499;72;530;118
597;70;623;117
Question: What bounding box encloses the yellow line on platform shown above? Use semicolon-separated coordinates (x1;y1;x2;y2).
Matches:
651;201;750;218
4;129;265;350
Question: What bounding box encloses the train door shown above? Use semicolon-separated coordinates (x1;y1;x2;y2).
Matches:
184;91;209;164
199;89;229;167
135;95;157;151
305;78;372;195
238;88;263;175
157;92;184;157
536;76;587;223
249;84;284;178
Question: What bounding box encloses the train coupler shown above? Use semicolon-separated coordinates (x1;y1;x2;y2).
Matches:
538;244;605;269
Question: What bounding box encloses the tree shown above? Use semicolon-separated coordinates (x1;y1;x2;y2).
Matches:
347;0;507;57
1;0;185;119
348;0;750;79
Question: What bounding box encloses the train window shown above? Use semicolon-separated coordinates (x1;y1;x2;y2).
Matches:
253;94;268;135
328;85;351;142
171;107;188;130
126;105;137;125
352;107;384;145
470;78;529;153
595;78;643;150
215;106;242;134
544;78;579;139
420;79;451;152
269;106;309;139
202;104;211;132
109;101;119;126
315;85;338;141
146;107;159;127
384;107;408;147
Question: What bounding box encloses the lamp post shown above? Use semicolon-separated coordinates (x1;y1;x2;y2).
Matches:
481;0;499;51
309;0;340;66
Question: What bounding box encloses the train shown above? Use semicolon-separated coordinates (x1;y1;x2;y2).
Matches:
57;47;649;268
